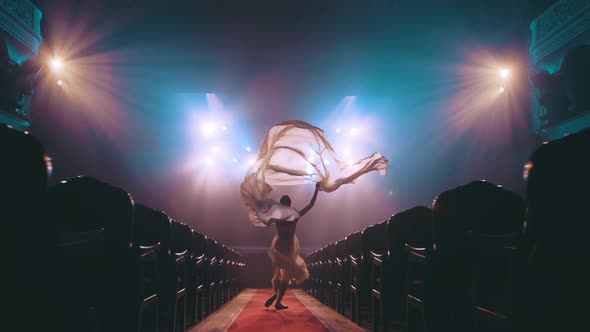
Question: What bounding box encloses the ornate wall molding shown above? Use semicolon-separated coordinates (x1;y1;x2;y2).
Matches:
530;0;590;65
0;0;42;57
529;0;590;138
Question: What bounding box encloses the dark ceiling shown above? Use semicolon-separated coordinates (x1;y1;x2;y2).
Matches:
33;0;556;95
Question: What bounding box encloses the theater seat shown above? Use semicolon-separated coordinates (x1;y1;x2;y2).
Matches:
517;128;590;332
0;125;51;327
386;206;433;330
48;176;136;332
134;203;173;332
430;180;525;332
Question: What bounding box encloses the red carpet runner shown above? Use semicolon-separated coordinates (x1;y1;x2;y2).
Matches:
228;289;329;332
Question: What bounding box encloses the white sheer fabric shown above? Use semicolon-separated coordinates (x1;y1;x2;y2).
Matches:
240;120;389;226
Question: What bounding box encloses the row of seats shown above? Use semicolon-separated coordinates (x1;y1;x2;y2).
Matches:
0;124;246;332
304;127;590;332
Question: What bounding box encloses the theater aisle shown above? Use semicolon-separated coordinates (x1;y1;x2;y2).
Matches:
190;289;366;332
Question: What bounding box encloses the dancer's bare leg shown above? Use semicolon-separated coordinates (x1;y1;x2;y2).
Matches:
265;266;281;307
274;281;289;310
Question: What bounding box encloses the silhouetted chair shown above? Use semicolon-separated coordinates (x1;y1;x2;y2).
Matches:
206;238;220;314
386;206;433;331
430;180;525;332
168;221;192;332
189;230;207;324
134;203;173;332
347;231;363;323
49;176;136;332
0;125;51;327
468;232;520;332
516;128;590;332
334;239;349;315
324;243;339;309
404;244;429;332
366;221;388;332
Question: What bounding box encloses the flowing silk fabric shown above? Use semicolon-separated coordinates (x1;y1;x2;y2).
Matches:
240;120;389;226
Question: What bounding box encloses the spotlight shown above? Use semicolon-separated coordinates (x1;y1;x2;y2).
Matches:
50;58;63;71
202;122;216;136
336;128;341;134
57;80;63;86
499;87;505;93
245;146;252;152
232;158;238;164
499;68;510;79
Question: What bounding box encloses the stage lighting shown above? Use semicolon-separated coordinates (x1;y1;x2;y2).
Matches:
221;125;228;131
499;87;505;93
500;68;510;79
350;128;358;136
245;146;252;152
336;128;341;134
343;148;351;156
248;158;256;166
211;146;220;153
50;58;63;71
232;158;238;164
204;156;214;166
202;122;216;136
57;80;63;86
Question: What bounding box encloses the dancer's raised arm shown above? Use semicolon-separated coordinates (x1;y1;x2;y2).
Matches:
298;182;320;217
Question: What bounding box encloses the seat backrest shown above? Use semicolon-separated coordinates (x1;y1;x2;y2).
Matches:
518;128;590;331
430;180;525;331
387;206;433;262
48;176;135;256
134;203;172;253
432;180;524;255
468;231;519;316
345;231;363;261
171;220;192;254
361;221;388;262
0;124;49;224
47;176;136;330
191;230;208;258
335;239;347;261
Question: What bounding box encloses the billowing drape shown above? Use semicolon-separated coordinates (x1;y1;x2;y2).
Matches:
240;120;389;226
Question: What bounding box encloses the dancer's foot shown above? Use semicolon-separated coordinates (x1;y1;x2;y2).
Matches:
275;303;288;310
264;294;277;307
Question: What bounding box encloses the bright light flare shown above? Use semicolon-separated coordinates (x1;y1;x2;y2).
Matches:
202;122;216;136
57;79;64;86
50;58;63;71
499;68;510;79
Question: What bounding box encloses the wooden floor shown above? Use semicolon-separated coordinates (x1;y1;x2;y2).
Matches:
189;289;367;332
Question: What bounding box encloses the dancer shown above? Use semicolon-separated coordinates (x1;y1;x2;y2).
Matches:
262;182;319;310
